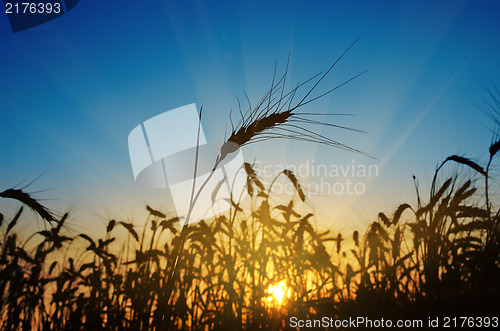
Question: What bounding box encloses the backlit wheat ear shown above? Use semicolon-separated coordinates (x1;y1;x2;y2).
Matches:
218;38;371;164
0;188;55;223
283;169;306;202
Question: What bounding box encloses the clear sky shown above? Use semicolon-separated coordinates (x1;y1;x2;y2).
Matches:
1;0;500;234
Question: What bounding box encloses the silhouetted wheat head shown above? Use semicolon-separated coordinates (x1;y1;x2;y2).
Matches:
218;38;369;165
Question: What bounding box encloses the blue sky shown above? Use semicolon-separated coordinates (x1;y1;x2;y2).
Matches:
1;0;500;233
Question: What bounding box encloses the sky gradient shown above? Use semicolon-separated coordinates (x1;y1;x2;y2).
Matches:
1;0;500;234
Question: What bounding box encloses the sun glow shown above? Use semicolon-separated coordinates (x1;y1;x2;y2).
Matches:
267;280;290;304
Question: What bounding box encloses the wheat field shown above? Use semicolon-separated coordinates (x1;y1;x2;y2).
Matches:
1;45;499;330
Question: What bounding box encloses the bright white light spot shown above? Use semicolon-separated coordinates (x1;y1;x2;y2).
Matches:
267;280;289;304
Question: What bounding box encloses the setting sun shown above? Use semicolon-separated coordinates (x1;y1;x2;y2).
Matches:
267;280;290;304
